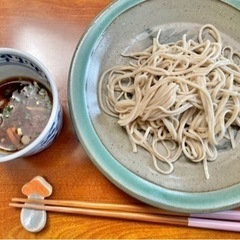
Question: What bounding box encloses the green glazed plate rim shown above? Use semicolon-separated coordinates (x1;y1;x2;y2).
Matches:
68;0;240;213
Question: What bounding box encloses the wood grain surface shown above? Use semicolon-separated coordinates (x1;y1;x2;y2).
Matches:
0;0;240;238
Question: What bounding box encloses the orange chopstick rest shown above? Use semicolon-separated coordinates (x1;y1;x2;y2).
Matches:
20;176;53;233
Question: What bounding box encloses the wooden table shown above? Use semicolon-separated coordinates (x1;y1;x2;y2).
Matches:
0;0;239;238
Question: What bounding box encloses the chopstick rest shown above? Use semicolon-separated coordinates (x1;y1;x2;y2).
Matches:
20;176;52;233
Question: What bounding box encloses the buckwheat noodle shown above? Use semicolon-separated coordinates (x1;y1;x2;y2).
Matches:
98;24;240;179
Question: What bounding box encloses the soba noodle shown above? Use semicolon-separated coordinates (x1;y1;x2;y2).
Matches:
98;24;240;179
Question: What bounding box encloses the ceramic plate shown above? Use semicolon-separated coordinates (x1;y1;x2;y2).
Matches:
69;0;240;213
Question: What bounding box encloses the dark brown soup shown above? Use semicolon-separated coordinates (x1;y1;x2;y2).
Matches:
0;77;52;152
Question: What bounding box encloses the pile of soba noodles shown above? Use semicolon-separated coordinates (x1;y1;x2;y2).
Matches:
98;24;240;179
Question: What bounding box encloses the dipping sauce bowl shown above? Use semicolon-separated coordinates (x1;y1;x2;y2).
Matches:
0;48;63;162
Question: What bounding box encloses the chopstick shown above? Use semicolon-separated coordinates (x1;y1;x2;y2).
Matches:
10;197;240;220
10;198;240;232
11;197;186;215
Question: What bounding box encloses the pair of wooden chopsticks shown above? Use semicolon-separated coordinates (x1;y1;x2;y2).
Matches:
10;198;240;232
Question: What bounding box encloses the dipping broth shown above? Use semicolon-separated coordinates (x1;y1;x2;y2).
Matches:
0;77;52;152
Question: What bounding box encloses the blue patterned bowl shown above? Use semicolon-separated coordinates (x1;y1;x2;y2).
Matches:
0;48;63;162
